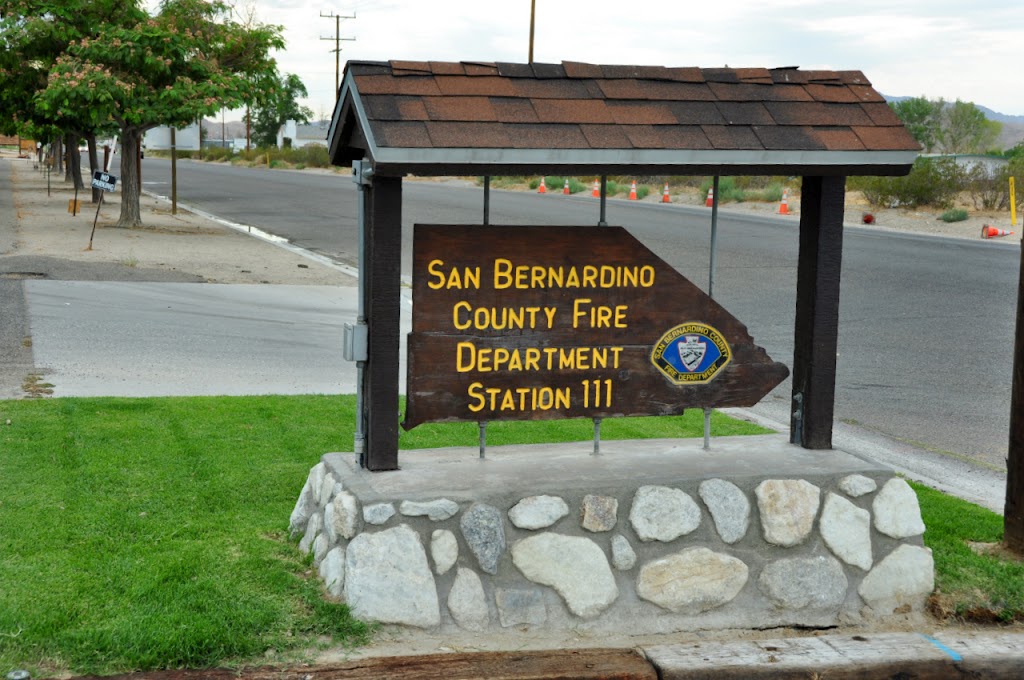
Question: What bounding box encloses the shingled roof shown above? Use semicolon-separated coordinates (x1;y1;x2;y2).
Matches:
328;60;919;176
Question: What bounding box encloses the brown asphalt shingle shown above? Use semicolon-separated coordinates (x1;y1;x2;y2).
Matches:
343;60;919;156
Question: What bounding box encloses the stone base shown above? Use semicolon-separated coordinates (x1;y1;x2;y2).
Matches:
290;435;934;634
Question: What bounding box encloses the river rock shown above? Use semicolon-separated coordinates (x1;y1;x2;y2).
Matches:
400;498;460;521
873;479;926;538
495;588;546;627
319;546;345;598
508;495;569;530
298;513;323;555
431;529;458;575
858;545;935;614
758;555;848;610
447;568;489;631
580;495;618;532
363;502;396;526
611;534;637;571
820;492;873;570
461;503;506;574
637;547;748;613
756;479;820;547
629;485;701;542
839;474;878;498
324;490;359;544
699;479;750;544
289;478;316;538
511;533;618;618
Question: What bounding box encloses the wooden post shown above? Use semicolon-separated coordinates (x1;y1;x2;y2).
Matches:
362;174;403;471
1005;240;1024;555
791;175;846;449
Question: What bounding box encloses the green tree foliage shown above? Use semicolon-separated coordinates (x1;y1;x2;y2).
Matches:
939;99;1001;154
29;0;283;227
252;72;313;148
889;97;944;153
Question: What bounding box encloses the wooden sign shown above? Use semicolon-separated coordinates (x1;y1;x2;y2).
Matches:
403;225;788;429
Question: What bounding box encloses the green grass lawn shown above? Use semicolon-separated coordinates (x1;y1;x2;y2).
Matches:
0;395;764;676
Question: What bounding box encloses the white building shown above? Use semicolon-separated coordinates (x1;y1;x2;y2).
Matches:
277;120;329;149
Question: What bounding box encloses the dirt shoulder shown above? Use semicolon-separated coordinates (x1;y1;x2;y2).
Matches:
1;155;355;286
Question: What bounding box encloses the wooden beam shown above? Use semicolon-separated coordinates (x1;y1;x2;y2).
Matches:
362;175;402;471
791;175;846;449
1006;240;1024;554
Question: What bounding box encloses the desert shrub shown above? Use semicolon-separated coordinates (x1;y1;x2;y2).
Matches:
295;145;329;167
849;157;960;209
940;208;969;222
203;146;234;162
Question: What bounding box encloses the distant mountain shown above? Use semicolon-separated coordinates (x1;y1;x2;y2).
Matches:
882;95;1024;150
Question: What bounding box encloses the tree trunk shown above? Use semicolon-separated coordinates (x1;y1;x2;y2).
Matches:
117;127;144;228
87;134;101;203
67;132;84;190
52;136;64;175
1006;239;1024;557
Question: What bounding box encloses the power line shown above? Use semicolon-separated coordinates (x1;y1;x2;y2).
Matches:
320;10;356;103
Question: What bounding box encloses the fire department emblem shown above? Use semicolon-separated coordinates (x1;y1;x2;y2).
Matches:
651;323;731;384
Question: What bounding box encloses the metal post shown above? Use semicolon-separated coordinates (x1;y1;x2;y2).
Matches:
352;159;371;461
704;175;721;450
528;0;536;63
598;176;608;226
170;128;177;215
483;176;491;225
479;421;487;459
593;417;602;455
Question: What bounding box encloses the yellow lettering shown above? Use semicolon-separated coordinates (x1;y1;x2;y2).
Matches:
456;341;476;372
467;382;485;411
573;298;592;329
494;258;513;289
427;259;446;289
543;306;556;328
582;265;598;288
525;348;540;370
453;301;471;330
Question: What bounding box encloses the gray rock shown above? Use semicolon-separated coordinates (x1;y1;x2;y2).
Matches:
698;479;750;544
839;474;878;498
363;502;396;526
508;495;569;530
400;498;460;521
312;532;330;567
344;524;440;627
298;513;323;555
873;479;926;539
611;534;637;571
637;547;748;613
858;545;935;614
319;546;346;598
758;555;848;610
580;495;618;532
460;503;506;574
629;486;702;542
820;492;873;570
495;588;546;627
447;567;489;631
431;529;458;575
324;490;359;544
756;479;821;547
511;533;619;618
289;479;316;538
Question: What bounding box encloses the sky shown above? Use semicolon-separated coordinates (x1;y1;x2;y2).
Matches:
223;0;1024;120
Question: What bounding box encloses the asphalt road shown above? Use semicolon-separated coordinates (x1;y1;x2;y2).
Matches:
135;158;1017;471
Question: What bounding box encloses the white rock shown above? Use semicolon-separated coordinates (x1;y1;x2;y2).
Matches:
699;479;750;544
629;486;701;542
511;533;618;618
873;479;926;539
344;524;441;627
839;474;878;497
858;545;935;614
324;490;360;544
447;568;489;631
636;547;748;613
758;556;848;610
319;546;346;598
312;532;330;566
298;513;323;555
611;534;637;571
318;472;337;507
309;462;327;504
289;479;316;538
756;479;820;547
820;492;873;570
431;529;459;575
400;498;460;521
495;588;546;627
508;495;569;530
363;502;396;525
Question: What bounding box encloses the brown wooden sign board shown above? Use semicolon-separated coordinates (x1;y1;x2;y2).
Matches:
403;225;788;429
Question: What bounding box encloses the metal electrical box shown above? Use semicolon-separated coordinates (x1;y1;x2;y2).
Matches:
343;322;368;362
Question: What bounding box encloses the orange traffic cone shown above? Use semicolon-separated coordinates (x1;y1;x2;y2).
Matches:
982;224;1014;239
538;177;547;194
628;180;638;201
563;178;570;195
592;178;600;197
705;187;714;207
777;189;790;215
661;183;671;203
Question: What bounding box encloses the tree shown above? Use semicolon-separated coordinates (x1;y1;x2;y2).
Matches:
251;72;312;148
35;0;283;227
939;99;1001;154
889;97;944;153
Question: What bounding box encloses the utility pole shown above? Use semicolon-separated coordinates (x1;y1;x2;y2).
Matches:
528;0;536;63
320;10;355;102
